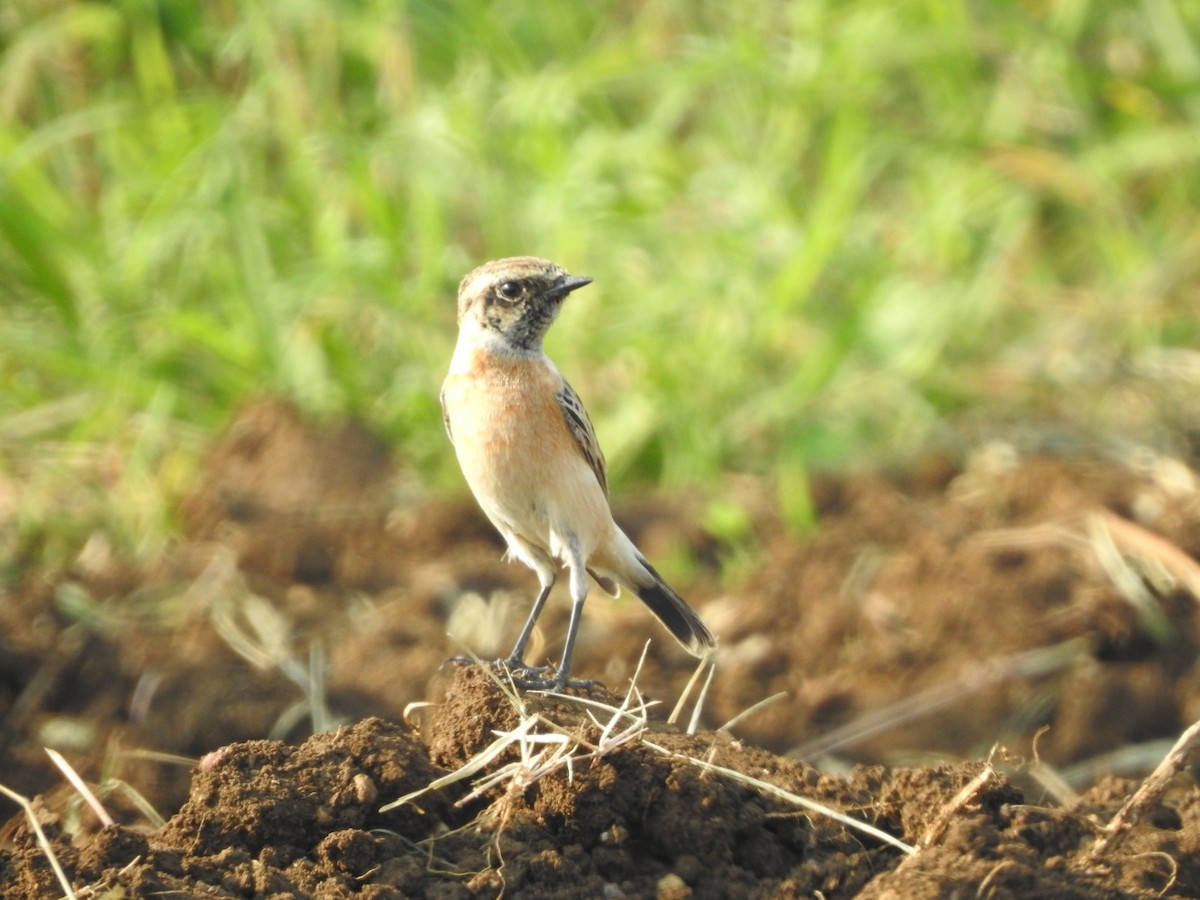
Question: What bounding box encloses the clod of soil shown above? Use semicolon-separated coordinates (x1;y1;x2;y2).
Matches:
3;667;1198;898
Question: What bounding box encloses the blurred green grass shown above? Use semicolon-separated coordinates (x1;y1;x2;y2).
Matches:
1;0;1199;560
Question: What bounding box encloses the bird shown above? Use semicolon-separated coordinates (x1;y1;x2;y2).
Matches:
440;256;716;690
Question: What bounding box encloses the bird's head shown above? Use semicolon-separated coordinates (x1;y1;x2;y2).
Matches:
455;257;592;353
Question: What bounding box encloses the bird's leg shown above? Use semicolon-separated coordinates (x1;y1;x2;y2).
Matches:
503;589;598;691
503;579;553;672
538;543;599;691
443;566;555;676
552;590;587;688
494;541;596;691
447;540;597;692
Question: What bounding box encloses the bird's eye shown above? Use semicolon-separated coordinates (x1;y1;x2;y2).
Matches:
498;281;522;300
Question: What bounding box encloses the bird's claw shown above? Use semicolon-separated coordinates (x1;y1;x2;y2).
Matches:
506;671;600;692
440;656;597;692
498;658;598;692
499;657;553;677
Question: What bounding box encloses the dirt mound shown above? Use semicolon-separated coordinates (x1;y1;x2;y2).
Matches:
706;452;1200;765
3;667;1196;898
4;401;1200;896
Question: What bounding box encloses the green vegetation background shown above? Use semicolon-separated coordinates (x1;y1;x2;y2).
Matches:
2;0;1198;559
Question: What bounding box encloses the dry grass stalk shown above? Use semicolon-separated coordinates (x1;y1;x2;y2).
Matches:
790;639;1088;760
1094;509;1200;602
668;653;713;727
718;691;787;733
1087;716;1200;859
382;649;656;814
919;761;995;848
641;740;917;856
390;650;916;858
45;749;114;828
0;783;78;899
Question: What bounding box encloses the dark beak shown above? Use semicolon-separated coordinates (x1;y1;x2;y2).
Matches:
549;274;593;300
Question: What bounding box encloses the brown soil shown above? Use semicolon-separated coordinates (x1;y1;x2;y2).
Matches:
3;399;1200;898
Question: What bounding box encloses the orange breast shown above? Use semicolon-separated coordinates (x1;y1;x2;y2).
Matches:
442;350;611;556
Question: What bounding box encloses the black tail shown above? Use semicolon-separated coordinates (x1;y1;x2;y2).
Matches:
632;556;716;657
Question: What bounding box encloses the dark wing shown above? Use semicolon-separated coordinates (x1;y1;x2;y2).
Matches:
555;379;608;495
439;386;454;445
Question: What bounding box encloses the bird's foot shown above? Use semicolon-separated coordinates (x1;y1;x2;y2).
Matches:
510;673;601;692
503;667;600;693
441;656;598;692
441;653;550;673
498;656;553;677
495;658;599;692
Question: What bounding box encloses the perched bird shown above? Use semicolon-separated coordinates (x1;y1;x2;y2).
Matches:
440;256;716;690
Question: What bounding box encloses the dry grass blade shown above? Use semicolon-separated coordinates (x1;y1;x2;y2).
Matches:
0;782;78;899
1087;514;1174;642
1095;509;1200;602
379;715;541;812
445;639;528;713
386;649;910;857
459;726;577;804
668;654;712;726
591;641;650;749
920;762;995;848
384;656;657;816
1027;758;1079;808
969;521;1090;553
718;691;788;733
209;581;338;734
1059;739;1175;791
975;859;1021;897
1022;724;1080;807
403;701;436;730
116;748;200;768
211;589;295;672
101;778;166;829
687;661;717;736
976;510;1197;643
791;639;1089;760
553;691;659;726
555;685;653;759
1088;715;1200;859
46;748;113;827
642;741;917;855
